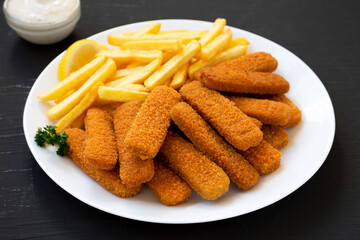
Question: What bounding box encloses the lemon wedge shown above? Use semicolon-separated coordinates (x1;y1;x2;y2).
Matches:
57;39;108;81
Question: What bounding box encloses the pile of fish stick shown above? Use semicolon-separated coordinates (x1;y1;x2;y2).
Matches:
65;52;301;206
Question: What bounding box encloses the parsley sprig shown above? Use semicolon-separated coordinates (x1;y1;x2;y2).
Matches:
34;125;69;156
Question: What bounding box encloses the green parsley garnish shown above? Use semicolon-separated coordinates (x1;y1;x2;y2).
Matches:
34;125;69;156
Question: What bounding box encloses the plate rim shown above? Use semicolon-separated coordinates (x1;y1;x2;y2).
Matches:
23;19;336;224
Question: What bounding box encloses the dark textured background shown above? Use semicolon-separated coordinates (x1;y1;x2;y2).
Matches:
1;0;359;239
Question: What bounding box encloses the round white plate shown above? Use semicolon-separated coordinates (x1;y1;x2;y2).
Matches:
23;19;335;224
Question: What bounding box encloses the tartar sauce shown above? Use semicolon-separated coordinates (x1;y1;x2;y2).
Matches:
6;0;78;23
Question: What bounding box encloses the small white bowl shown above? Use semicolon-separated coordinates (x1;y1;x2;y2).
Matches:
3;0;81;44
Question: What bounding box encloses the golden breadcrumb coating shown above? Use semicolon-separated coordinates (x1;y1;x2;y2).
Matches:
262;124;289;149
159;130;230;200
200;67;289;95
249;117;263;129
170;102;260;190
146;159;192;206
113;101;154;187
124;86;181;159
241;139;281;174
180;81;263;151
226;95;291;126
65;128;141;198
267;94;302;128
84;108;118;170
212;52;278;72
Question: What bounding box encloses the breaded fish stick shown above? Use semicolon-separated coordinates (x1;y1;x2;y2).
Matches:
200;68;290;95
65;128;142;198
180;81;263;151
267;94;302;128
113;101;154;186
159;131;230;200
124;86;181;160
211;52;278;72
226;95;291;126
146;159;192;206
84;108;118;170
241;139;281;175
171;102;260;190
262;124;289;149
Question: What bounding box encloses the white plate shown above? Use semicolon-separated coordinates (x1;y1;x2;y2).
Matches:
23;19;335;224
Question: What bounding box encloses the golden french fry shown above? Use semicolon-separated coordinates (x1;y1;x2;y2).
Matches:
38;57;106;101
162;51;178;63
201;29;232;60
133;22;161;36
188;44;247;79
120;83;150;92
54;89;75;104
170;63;188;89
46;58;116;121
144;40;200;90
108;31;205;46
69;112;86;129
122;39;182;51
109;66;144;81
55;82;102;132
126;62;145;69
199;18;226;47
107;56;162;87
97;49;162;65
227;37;249;48
98;86;149;102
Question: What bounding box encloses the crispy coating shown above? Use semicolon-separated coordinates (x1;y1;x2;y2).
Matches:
65;128;142;198
146;159;192;206
113;101;154;187
180;81;263;151
262;124;289;149
249;116;263;129
226;95;291;125
170;102;260;190
267;94;302;128
84;108;118;170
241;139;281;175
124;86;181;160
200;68;290;95
159;131;230;200
212;52;278;72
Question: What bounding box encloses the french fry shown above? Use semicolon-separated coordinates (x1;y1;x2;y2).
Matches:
200;29;232;60
46;58;116;121
170;63;188;89
199;18;226;47
162;51;178;63
97;49;162;66
55;82;102;132
108;66;144;81
108;31;206;46
54;89;75;104
98;86;149;102
227;37;249;48
38;57;106;101
126;62;145;69
133;22;161;36
69;112;86;129
144;40;200;90
122;39;182;51
120;83;150;92
106;56;162;87
188;44;247;79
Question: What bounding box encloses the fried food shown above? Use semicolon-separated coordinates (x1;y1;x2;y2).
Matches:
210;52;278;72
179;81;263;151
226;95;291;125
146;158;192;206
113;101;154;186
84;108;118;170
266;94;302;128
65;128;141;198
262;124;289;149
170;102;259;190
159;130;230;200
241;140;281;174
200;68;290;95
124;86;181;160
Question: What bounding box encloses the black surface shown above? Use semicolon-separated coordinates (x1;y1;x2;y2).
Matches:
1;0;360;239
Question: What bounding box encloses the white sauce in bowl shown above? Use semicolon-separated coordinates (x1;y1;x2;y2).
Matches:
6;0;78;23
